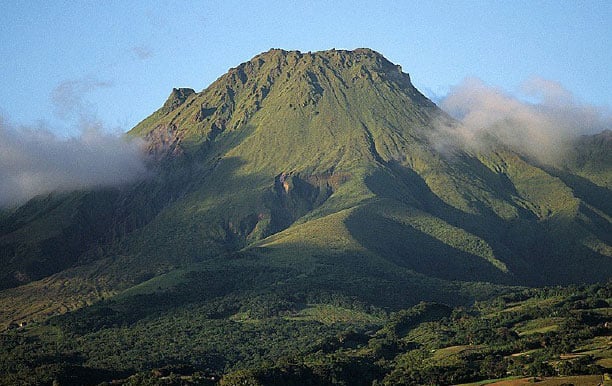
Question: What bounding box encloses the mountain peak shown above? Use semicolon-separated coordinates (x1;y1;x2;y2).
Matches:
247;47;405;77
130;48;433;159
161;87;195;114
1;48;610;354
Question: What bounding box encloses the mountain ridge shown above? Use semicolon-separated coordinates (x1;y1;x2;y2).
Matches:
0;48;609;331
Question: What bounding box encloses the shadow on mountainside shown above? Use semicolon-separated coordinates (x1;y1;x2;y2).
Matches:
345;205;511;283
354;163;612;286
544;168;612;216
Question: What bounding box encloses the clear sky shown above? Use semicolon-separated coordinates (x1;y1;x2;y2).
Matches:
1;0;610;136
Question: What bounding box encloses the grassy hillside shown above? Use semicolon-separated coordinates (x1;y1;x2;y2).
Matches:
0;47;609;344
122;48;610;289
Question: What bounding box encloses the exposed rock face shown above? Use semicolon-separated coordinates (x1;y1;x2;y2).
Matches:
143;124;184;158
268;171;351;233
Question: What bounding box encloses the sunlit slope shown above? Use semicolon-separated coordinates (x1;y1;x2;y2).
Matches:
122;48;445;266
0;48;609;328
122;51;611;294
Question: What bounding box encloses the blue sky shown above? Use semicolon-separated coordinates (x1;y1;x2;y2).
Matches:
1;0;611;135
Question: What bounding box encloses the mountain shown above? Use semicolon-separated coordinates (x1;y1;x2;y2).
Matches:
0;48;610;382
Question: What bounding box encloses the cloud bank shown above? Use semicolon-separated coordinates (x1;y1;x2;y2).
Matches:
435;77;611;164
0;78;148;208
0;119;148;208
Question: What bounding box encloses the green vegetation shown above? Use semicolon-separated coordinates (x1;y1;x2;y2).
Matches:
0;282;609;385
0;48;610;384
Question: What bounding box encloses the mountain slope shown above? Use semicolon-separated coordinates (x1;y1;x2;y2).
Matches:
123;48;609;284
0;48;610;384
0;48;610;330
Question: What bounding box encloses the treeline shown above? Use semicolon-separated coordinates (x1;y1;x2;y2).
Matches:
0;282;609;385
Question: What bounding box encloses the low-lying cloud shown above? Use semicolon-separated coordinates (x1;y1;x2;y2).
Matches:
435;77;611;164
0;77;149;208
0;119;148;208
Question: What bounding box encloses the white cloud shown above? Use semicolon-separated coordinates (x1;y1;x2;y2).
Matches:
0;118;148;208
435;77;611;164
0;77;150;208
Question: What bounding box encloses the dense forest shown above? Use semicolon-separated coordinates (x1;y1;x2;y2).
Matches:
1;281;609;385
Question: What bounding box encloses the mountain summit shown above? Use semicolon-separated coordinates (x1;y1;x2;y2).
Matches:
130;48;437;163
0;48;610;328
126;47;609;282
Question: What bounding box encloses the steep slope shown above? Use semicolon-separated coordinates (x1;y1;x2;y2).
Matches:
0;190;122;290
124;48;609;284
0;48;610;330
563;129;612;188
122;49;438;257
